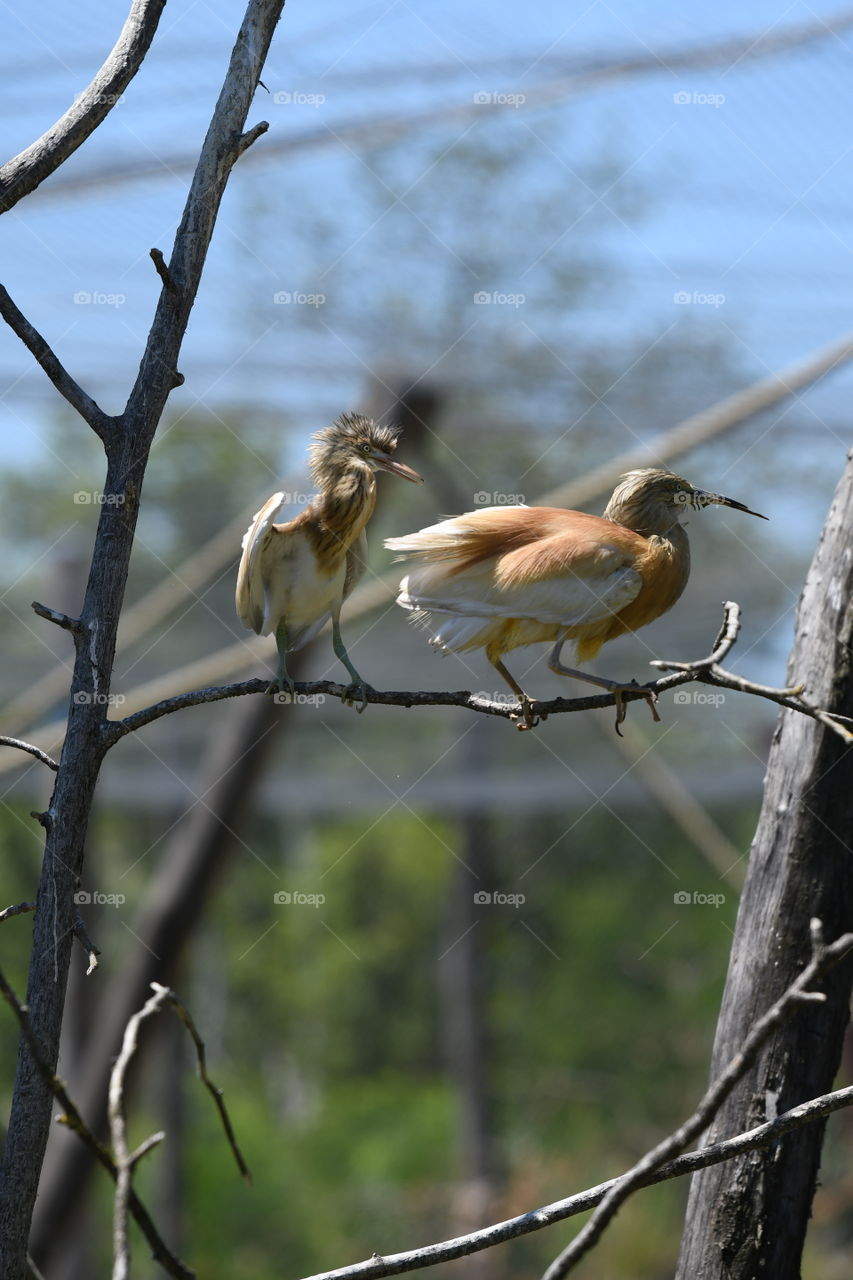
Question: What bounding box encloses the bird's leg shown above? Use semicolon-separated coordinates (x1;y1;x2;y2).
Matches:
267;620;297;701
548;641;661;736
491;657;541;731
331;614;370;713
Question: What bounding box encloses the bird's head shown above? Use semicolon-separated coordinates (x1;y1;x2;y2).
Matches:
309;413;424;490
604;468;767;534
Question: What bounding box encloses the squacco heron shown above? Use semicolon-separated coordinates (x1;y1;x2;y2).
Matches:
386;467;766;730
237;412;423;709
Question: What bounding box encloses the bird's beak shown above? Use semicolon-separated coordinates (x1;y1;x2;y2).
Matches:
375;456;424;484
693;489;768;520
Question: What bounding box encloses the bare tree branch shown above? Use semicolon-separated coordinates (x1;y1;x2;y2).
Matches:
541;921;853;1278
155;985;252;1184
100;604;851;745
0;5;286;1272
293;1083;853;1280
0;965;194;1280
0;0;167;213
0;901;36;925
0;737;58;771
0;290;116;442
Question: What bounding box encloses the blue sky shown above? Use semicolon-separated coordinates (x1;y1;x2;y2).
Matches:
0;0;851;477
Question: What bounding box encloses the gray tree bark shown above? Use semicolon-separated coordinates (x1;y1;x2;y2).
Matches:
675;448;853;1279
0;5;284;1276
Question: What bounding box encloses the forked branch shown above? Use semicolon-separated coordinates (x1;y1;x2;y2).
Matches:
102;603;851;746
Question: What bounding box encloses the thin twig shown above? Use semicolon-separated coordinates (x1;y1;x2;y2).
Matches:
237;120;269;156
0;292;115;442
109;985;173;1280
541;921;853;1278
31;600;86;635
149;248;178;294
0;901;36;924
107;981;251;1279
0;965;194;1280
154;985;252;1183
0;737;58;771
73;914;101;975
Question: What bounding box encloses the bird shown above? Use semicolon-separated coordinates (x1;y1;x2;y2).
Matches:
236;412;423;710
385;467;767;731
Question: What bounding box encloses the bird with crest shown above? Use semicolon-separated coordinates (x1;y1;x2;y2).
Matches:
237;412;423;709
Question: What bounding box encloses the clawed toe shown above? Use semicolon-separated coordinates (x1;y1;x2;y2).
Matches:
511;697;541;731
613;681;660;735
341;682;370;713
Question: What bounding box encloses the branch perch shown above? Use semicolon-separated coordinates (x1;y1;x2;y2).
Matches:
103;604;851;746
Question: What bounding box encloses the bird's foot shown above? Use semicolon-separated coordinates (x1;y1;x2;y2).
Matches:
511;696;542;731
340;680;371;714
612;680;660;736
266;675;297;703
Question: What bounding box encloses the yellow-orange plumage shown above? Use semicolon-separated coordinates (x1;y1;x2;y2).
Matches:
386;468;765;729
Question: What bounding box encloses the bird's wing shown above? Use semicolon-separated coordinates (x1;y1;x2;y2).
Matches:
235;492;288;633
390;507;645;629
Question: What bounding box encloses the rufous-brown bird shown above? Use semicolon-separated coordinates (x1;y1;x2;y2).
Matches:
385;467;766;730
237;412;423;709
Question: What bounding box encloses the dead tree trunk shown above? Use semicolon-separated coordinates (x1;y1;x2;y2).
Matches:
675;448;853;1278
0;5;284;1276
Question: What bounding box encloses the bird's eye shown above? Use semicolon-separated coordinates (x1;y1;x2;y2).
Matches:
360;443;371;454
